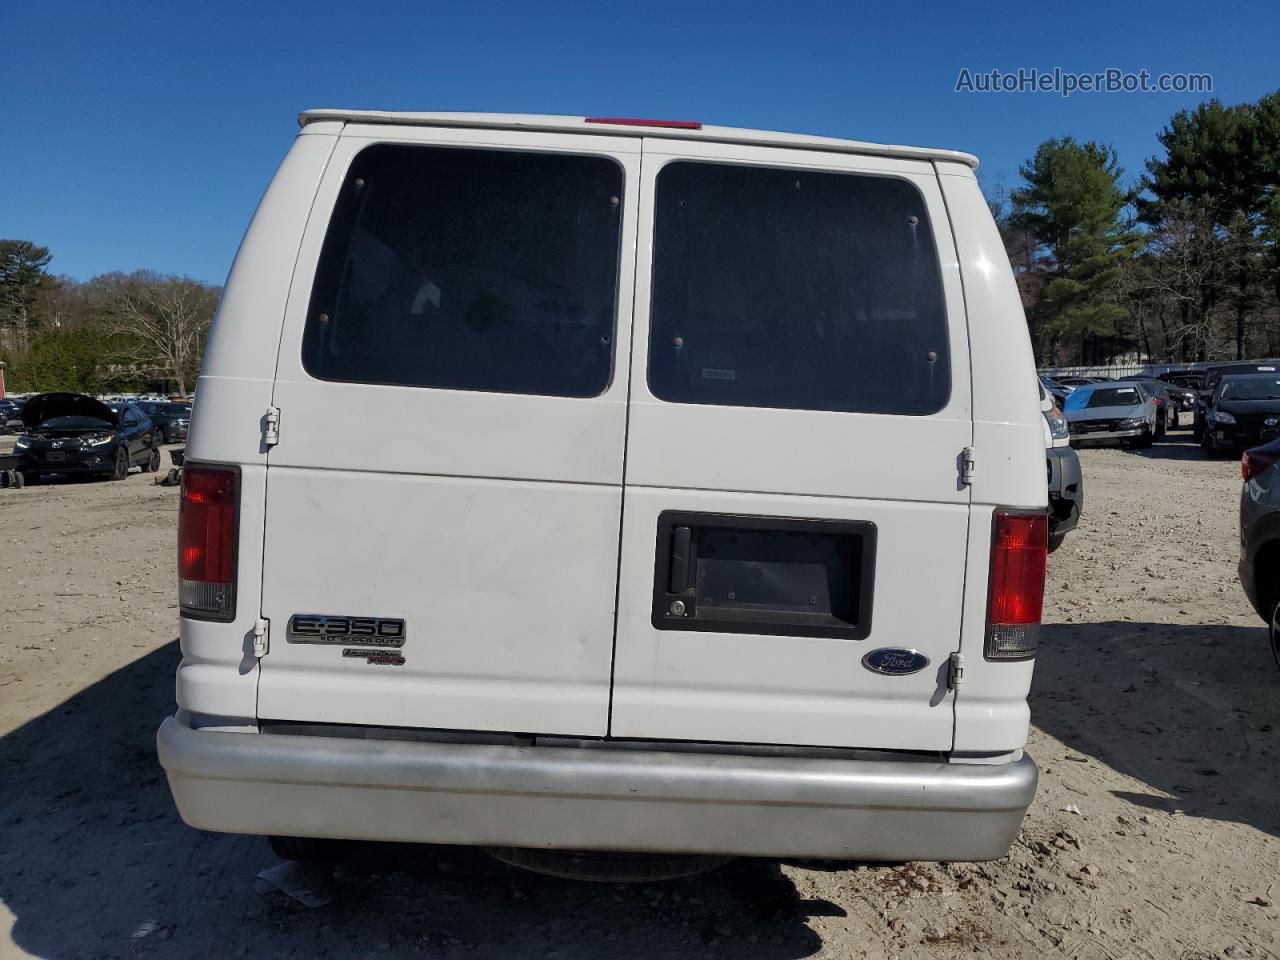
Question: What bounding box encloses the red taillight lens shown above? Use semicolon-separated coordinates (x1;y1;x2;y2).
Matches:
1242;447;1280;482
584;117;702;129
985;510;1047;660
178;465;238;620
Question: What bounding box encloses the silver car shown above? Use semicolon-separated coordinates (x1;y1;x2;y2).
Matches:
1063;383;1158;448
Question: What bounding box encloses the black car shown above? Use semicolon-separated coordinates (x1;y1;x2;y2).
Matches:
1236;435;1280;668
0;398;22;434
1193;362;1280;441
1158;370;1206;394
14;393;162;482
1201;374;1280;457
137;401;191;443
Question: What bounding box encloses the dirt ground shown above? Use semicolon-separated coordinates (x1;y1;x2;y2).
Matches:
1;430;1278;960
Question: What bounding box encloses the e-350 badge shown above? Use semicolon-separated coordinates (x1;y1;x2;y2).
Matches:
287;614;406;648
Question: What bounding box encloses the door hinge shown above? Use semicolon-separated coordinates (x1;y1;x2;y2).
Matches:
960;446;977;486
252;618;270;658
263;406;281;447
947;652;965;690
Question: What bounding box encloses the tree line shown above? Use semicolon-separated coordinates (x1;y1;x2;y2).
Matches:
994;89;1280;367
0;243;219;396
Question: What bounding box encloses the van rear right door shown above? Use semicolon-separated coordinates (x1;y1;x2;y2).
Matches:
608;140;973;751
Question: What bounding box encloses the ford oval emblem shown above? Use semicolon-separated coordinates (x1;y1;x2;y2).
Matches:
862;648;930;676
1267;417;1279;427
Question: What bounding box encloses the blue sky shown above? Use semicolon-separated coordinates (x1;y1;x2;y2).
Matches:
2;0;1276;285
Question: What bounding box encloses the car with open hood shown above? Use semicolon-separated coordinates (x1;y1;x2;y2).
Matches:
1063;382;1158;448
1202;374;1280;457
14;393;162;481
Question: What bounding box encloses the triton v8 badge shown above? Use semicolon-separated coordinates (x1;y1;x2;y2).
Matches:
861;648;930;676
287;614;406;647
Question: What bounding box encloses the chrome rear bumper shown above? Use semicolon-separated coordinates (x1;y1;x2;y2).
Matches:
157;714;1037;861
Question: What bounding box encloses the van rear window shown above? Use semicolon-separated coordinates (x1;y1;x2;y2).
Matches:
302;144;624;397
647;162;950;415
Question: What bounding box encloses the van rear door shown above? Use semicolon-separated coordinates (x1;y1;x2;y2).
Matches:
609;140;972;750
256;127;639;735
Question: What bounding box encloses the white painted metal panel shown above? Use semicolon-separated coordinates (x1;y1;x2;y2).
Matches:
608;141;975;749
610;488;968;749
256;127;641;736
256;469;624;732
936;164;1047;754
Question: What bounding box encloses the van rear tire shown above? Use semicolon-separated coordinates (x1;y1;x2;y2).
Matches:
485;847;733;883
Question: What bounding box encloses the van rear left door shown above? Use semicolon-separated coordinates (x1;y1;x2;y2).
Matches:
257;127;639;736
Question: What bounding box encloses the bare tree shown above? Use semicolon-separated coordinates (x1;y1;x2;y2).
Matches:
1124;200;1229;361
103;271;220;394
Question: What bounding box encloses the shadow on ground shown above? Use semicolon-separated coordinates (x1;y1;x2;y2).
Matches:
0;643;832;959
5;618;1277;958
1032;620;1280;837
1101;429;1218;463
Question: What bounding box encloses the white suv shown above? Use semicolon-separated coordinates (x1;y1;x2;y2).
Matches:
158;111;1047;872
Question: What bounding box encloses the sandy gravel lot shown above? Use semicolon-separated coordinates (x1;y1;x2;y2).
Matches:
1;431;1278;960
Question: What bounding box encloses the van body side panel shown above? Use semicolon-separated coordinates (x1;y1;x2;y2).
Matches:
176;132;339;723
936;162;1045;752
609;141;974;750
256;129;642;736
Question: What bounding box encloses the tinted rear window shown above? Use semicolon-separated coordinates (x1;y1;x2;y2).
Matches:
647;162;949;415
1083;387;1142;408
303;144;624;397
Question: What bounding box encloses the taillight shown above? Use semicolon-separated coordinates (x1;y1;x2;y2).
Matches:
1242;447;1280;482
985;510;1047;660
178;465;239;620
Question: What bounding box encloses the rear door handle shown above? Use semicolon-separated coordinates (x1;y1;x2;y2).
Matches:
668;525;693;594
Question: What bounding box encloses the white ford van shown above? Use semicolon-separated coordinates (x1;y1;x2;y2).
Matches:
158;111;1047;873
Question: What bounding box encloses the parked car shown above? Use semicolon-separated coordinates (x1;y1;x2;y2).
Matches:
14;393;161;482
1201;374;1280;457
1193;362;1280;441
137;401;192;443
1040;377;1072;407
1063;382;1158;448
0;398;22;434
1155;380;1198;414
1236;436;1280;668
1053;375;1110;388
156;109;1046;878
1158;370;1205;394
1042;384;1083;552
1117;377;1180;433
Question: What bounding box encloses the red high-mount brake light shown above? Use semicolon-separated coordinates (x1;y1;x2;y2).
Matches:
1242;447;1280;482
178;464;239;621
584;117;702;130
985;510;1048;660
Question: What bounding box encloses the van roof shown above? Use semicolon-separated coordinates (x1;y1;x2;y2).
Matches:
298;110;980;169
